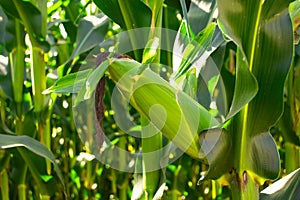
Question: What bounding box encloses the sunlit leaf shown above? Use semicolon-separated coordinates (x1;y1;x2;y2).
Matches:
142;37;160;64
43;69;91;94
173;23;216;79
260;168;300;200
172;20;194;72
74;59;110;106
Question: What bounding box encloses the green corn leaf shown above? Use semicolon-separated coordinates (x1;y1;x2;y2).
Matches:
74;59;110;106
179;0;189;27
225;48;258;119
0;134;65;191
142;37;160;64
216;0;293;187
218;0;293;123
198;128;232;181
187;0;217;35
43;69;91;94
173;23;216;79
66;14;109;64
182;68;197;99
93;0;152;61
93;0;151;30
260;168;300;200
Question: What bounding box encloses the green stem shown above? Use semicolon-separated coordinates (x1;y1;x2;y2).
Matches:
30;47;46;113
29;19;51;177
231;172;258;200
15;0;51;175
171;165;181;200
287;64;295;125
141;117;162;199
16;150;27;200
230;114;259;200
36;0;47;37
118;136;128;200
285;142;300;173
119;185;127;200
211;180;217;199
84;161;93;190
9;19;28;198
10;20;25;117
18;184;26;200
84;98;96;192
111;169;117;195
42;117;51;175
0;169;9;200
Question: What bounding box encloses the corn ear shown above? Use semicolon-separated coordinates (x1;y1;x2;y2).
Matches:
108;58;219;159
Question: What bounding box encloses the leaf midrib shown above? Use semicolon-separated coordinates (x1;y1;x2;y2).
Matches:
240;0;263;170
249;0;263;71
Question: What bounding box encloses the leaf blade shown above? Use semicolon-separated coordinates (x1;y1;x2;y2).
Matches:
0;134;65;190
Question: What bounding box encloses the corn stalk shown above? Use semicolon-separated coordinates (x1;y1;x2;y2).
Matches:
13;0;52;177
9;18;27;200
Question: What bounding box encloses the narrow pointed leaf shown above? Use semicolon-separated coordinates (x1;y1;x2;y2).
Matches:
225;48;258;119
174;23;216;79
0;134;65;189
43;69;91;94
74;60;110;106
172;21;193;72
260;168;300;200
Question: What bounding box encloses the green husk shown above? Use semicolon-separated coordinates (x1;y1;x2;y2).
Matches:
108;58;219;159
